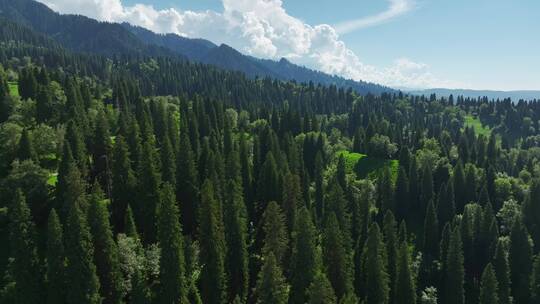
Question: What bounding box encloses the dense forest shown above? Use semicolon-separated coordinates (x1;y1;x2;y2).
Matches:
1;3;540;304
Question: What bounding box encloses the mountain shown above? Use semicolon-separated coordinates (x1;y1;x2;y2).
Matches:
0;0;393;95
410;88;540;101
0;0;179;58
121;20;393;95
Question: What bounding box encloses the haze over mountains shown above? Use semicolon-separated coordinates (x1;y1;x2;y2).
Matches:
0;0;394;96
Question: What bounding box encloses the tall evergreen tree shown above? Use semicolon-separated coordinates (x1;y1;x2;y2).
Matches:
395;240;416;304
7;190;42;304
176;126;199;236
289;207;320;304
383;211;398;304
18;129;37;161
158;183;188;304
307;273;337;304
479;263;499;304
198;180;227;304
137;140;162;243
65;202;101;304
111;135;137;233
523;179;540;252
444;227;464;304
88;185;123;304
261;201;289;266
492;240;511;304
509;217;533;304
363;223;390;304
46;209;66;304
255;254;289;304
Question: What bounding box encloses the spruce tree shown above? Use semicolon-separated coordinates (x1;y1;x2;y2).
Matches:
492;240;511;304
423;199;439;260
137;140;161;243
261;201;289;266
444;227;464;304
255;254;289;304
383;211;398;304
282;172;302;234
523;179;540;252
323;212;354;300
158;183;188;304
509;217;532;304
363;222;390;304
307;272;337;304
224;180;249;302
395;241;416;304
65;202;101;304
111;135;137;233
7;190;42;304
131;269;151;304
479;263;499;304
198;180;227;304
176;126;199;236
88;186;123;304
18;129;37;161
532;255;540;303
394;166;409;221
46;209;66;304
289;207;320;304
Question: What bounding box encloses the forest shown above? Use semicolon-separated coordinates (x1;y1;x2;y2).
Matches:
1;7;540;304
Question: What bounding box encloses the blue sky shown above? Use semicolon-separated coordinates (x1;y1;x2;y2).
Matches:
44;0;540;90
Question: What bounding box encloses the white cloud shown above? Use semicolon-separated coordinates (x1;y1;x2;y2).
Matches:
334;0;414;34
37;0;458;89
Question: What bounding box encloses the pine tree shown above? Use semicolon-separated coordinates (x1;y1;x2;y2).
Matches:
509;217;532;304
423;199;439;260
137;140;161;243
453;162;466;213
198;180;227;304
224;180;249;302
65;203;101;304
444;227;464;304
7;190;42;304
18;129;37;161
307;272;337;304
92;110;113;189
282;172;302;234
255;254;289;304
289;207;320;304
158;183;188;304
323;212;354;300
88;185;123;304
479;263;499;304
46;209;66;304
124;204;138;239
111;135;137;233
261;201;289;265
176;126;199;236
395;241;416;304
420;165;434;214
383;211;398;304
363;223;390;304
394;166;409;221
523;179;540;252
160;135;176;186
377;166;395;214
492;240;511;304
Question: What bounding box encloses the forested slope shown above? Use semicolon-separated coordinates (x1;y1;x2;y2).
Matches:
1;6;540;304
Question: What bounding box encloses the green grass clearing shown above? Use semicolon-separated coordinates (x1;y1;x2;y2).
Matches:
337;150;399;182
7;82;18;97
464;115;491;137
47;173;58;186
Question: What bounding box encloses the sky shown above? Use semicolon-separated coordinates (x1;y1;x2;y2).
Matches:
38;0;540;91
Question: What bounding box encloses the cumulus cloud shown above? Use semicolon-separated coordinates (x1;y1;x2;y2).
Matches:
38;0;457;89
334;0;414;34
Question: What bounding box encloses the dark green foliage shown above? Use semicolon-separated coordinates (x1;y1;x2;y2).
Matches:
88;185;123;304
111;135;137;233
509;217;533;304
198;180;227;304
262;201;289;266
307;273;337;304
136;140;161;243
523;179;540;252
46;209;65;304
363;223;390;304
255;254;289;304
479;263;498;304
444;227;464;304
158;183;188;304
382;211;398;303
395;240;416;304
289;207;320;304
17;129;37;161
7;190;42;304
492;240;511;304
65;202;101;304
176;126;199;236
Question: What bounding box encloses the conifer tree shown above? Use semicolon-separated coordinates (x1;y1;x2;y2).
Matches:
7;190;42;304
282;172;302;234
111;135;137;233
420;165;434;214
394;166;409;221
261;201;289;265
160;135;176;186
131;269;151;304
444;227;464;304
65;120;88;177
224;180;249;302
198;180;227;304
65;202;101;304
18;129;37;161
479;263;499;304
383;211;398;303
307;272;337;304
492;240;511;304
137;140;161;243
46;209;65;304
92;110;113;189
395;240;416;304
257;152;281;208
255;253;289;304
523;178;540;252
532;255;540;303
423;199;439;260
509;217;532;304
176;126;199;236
158;183;188;304
453;162;466;213
289;207;320;304
88;185;123;304
363;222;390;304
377;166;395;214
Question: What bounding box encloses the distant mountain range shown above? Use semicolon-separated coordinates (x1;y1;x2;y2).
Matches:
409;88;540;101
0;0;393;95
